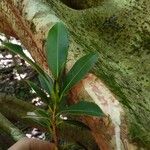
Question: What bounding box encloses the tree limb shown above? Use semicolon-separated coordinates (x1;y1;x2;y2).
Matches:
0;112;24;141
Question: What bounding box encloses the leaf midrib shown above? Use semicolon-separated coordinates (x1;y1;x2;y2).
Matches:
56;26;59;78
62;55;94;94
25;116;49;119
61;109;100;115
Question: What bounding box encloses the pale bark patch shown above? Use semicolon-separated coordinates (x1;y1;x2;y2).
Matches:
22;0;59;35
82;74;123;150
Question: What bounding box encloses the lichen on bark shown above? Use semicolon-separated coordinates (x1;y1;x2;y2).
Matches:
49;0;150;148
0;0;150;149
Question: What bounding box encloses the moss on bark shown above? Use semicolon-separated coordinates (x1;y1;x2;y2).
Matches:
48;0;150;148
60;0;104;10
0;0;149;148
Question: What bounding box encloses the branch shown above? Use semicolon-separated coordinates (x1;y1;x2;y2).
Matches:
0;112;24;141
0;93;35;122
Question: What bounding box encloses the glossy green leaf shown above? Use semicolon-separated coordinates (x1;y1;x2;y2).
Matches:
62;53;98;95
34;109;51;118
24;109;50;128
46;22;69;79
26;80;50;104
38;74;53;95
3;43;43;75
3;42;53;94
63;120;90;130
60;101;103;117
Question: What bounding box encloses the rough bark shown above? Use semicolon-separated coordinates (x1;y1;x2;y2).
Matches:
0;0;150;149
60;0;104;9
0;93;35;122
0;132;14;150
0;112;24;142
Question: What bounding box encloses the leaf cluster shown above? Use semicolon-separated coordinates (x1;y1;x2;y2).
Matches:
3;22;103;148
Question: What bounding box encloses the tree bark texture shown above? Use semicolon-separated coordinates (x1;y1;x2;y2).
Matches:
0;112;24;142
0;0;150;149
0;93;35;122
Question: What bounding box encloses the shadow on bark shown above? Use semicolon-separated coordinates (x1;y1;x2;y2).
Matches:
60;0;104;10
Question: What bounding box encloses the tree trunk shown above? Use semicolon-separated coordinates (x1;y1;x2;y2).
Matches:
0;112;24;142
0;0;149;149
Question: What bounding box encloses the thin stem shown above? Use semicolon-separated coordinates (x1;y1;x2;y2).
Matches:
52;120;58;145
48;105;53;114
50;80;60;148
51;105;58;147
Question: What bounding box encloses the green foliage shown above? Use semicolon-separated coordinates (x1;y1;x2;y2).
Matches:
3;22;103;148
3;42;53;95
60;101;103;117
62;120;90;130
24;109;50;128
46;22;69;79
26;81;50;104
62;52;98;95
38;74;52;95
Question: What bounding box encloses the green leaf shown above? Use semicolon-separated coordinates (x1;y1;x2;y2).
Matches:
3;43;42;75
46;22;69;79
63;120;90;130
34;109;50;118
24;109;50;128
60;101;103;117
62;53;98;95
26;80;50;104
38;74;53;95
3;42;53;94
